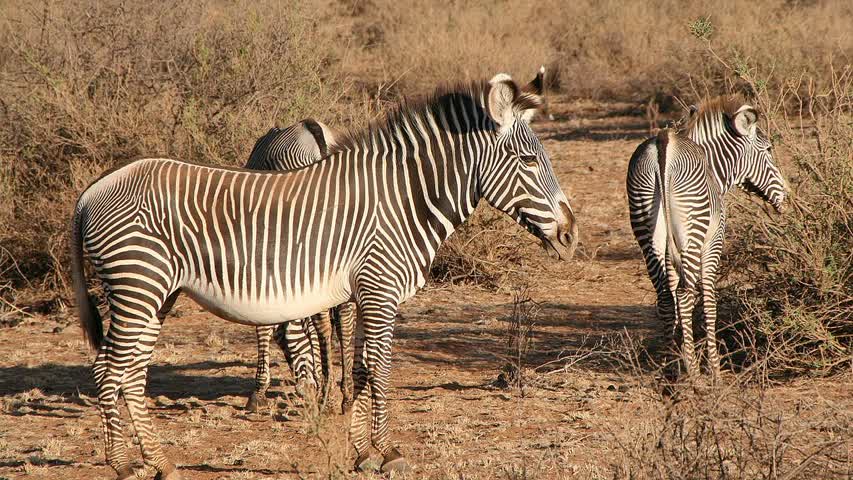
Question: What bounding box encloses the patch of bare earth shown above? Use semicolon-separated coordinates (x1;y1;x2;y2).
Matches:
0;100;849;479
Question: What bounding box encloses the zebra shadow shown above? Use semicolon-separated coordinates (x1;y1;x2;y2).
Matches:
394;302;658;375
0;360;282;404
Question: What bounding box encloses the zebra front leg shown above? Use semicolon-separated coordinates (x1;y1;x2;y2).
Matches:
246;326;275;412
314;310;334;409
361;300;410;474
335;302;356;414
674;287;700;378
349;309;374;471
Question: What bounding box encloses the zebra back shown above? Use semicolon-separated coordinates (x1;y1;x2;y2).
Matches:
246;119;338;171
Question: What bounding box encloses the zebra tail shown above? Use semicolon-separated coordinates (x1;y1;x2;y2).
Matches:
655;129;684;280
70;204;103;350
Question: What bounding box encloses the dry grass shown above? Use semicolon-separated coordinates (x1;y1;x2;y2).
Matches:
1;0;851;304
0;2;850;478
0;0;361;307
342;0;852;104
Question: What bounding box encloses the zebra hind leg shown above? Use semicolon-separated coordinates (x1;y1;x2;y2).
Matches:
246;326;275;412
275;320;320;402
674;286;701;379
92;341;133;479
96;293;181;479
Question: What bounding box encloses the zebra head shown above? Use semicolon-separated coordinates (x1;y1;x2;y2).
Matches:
727;105;786;212
481;69;578;261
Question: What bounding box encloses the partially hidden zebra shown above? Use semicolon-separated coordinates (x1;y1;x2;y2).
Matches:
243;119;357;414
70;68;578;478
626;95;786;378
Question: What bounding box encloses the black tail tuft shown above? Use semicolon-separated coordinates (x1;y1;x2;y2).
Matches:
70;205;103;350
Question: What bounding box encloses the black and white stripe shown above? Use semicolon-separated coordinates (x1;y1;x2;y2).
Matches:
243;120;357;414
626;95;786;377
71;70;577;478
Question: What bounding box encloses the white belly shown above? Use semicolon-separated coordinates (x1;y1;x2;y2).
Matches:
181;277;352;326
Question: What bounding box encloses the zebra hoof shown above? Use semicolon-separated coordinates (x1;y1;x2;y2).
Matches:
115;465;135;480
245;392;269;413
154;463;182;480
381;448;411;475
354;452;378;472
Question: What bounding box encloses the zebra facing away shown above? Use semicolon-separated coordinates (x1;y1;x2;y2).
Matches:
242;119;358;415
627;95;785;378
71;69;577;478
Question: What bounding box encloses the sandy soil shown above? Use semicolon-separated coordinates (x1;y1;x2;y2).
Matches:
1;99;848;479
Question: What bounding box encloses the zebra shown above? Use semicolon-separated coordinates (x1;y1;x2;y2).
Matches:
626;95;786;378
70;68;578;478
242;119;357;414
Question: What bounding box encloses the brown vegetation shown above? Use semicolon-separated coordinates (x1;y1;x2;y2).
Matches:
0;0;850;478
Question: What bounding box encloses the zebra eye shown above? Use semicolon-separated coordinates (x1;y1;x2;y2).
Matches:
520;155;538;168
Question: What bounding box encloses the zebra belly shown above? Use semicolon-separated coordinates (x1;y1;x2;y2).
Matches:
181;279;352;326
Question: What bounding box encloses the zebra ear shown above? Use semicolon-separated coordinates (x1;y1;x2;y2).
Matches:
488;74;519;130
521;66;545;97
519;66;546;123
733;105;759;137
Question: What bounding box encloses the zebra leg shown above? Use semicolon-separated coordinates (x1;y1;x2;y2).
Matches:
361;299;409;474
275;319;319;400
92;337;133;478
335;302;356;414
314;310;334;409
246;326;274;412
121;319;181;480
96;295;179;478
674;286;700;378
349;307;374;471
702;234;724;381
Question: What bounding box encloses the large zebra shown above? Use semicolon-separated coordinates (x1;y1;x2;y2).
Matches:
71;69;577;478
243;120;357;414
626;95;785;378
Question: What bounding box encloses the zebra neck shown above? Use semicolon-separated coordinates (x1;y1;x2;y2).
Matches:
687;115;744;196
376;119;485;257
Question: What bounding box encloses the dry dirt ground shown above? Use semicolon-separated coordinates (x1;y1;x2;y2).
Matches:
1;100;849;479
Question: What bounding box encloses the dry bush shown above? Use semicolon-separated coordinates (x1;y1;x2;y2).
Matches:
339;0;554;96
0;0;357;307
430;206;533;289
611;378;852;479
604;334;852;479
546;0;852;102
717;67;853;378
492;287;540;396
340;0;851;104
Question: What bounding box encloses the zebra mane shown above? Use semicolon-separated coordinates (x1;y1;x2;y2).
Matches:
328;79;506;158
683;94;752;134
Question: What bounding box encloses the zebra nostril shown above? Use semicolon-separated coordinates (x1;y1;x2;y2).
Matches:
560;229;572;247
